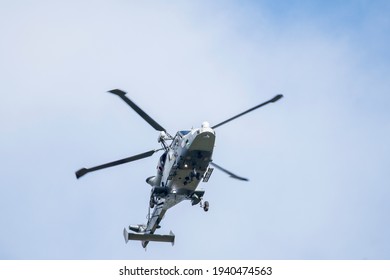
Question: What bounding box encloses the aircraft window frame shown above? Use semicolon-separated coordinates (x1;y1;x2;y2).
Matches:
178;130;190;136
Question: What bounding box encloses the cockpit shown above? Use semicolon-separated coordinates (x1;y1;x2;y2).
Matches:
178;130;190;137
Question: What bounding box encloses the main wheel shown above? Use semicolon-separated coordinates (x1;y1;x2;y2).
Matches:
204;201;209;212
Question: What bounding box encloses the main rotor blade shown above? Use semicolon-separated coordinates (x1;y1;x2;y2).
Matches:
210;162;249;181
108;89;166;132
75;149;157;179
211;94;283;129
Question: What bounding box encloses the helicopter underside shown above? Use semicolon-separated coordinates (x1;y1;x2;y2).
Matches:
170;151;212;190
167;128;216;190
76;89;283;248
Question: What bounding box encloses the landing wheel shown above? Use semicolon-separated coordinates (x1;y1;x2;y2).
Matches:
203;201;209;212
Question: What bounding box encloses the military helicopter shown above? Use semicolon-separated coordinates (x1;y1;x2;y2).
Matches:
75;89;283;248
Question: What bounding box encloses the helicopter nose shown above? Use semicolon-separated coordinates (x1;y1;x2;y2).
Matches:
189;130;215;151
201;121;210;129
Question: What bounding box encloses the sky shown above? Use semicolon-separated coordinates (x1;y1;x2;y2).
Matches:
0;0;389;259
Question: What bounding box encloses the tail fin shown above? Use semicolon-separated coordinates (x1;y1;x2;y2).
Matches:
123;228;175;247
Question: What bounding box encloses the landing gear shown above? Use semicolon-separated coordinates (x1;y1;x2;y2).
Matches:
203;201;209;212
200;200;209;212
192;191;209;212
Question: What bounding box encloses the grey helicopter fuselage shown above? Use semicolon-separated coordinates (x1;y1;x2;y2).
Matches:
75;89;283;248
146;122;215;210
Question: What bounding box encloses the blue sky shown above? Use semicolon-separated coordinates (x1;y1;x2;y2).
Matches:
0;0;389;259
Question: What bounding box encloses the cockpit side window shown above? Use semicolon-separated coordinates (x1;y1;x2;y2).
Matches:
160;152;167;166
179;130;190;136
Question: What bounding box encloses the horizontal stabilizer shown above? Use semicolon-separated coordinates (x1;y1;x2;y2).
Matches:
123;228;175;246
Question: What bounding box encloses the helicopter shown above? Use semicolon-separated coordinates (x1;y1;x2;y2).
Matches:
75;89;283;248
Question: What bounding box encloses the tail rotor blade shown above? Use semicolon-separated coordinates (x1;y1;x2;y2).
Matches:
75;149;158;179
212;94;283;129
108;89;166;132
210;162;249;181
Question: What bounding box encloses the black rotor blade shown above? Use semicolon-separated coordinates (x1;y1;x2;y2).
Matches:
75;149;157;179
108;89;166;132
210;162;249;181
212;94;283;129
